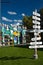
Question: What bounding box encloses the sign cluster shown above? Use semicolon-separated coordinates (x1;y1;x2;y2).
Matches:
29;10;43;59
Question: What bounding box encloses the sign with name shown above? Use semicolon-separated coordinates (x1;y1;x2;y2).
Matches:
33;21;40;25
30;42;42;45
31;37;41;41
33;11;40;17
33;25;40;29
29;45;43;48
34;33;39;36
32;16;40;21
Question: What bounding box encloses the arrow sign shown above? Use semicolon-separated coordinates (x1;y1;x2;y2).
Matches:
34;33;40;36
33;25;40;29
30;42;42;45
31;37;41;41
33;21;40;25
32;30;42;33
32;16;40;21
33;11;40;17
29;45;43;48
13;27;17;31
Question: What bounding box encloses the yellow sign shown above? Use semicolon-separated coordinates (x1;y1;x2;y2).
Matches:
13;32;20;36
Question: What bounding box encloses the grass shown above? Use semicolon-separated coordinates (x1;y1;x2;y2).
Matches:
0;46;43;65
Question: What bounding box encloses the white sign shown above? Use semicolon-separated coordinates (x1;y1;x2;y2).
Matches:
32;16;40;21
34;33;39;36
33;11;40;17
7;26;9;30
30;42;42;45
33;21;40;25
33;25;40;29
29;45;43;48
13;27;17;31
10;30;13;34
31;37;41;41
29;10;42;59
32;30;42;33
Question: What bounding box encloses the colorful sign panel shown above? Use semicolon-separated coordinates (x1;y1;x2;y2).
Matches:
13;31;20;36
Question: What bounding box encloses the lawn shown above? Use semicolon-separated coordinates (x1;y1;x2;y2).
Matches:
0;46;43;65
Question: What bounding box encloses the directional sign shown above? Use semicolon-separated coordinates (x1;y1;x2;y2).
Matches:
31;37;41;41
5;30;10;34
30;42;42;45
33;11;40;17
33;21;40;25
33;25;40;29
29;45;43;48
13;31;20;36
13;27;17;31
34;33;39;36
32;16;40;21
30;30;43;33
40;30;43;32
7;26;9;30
29;10;42;59
10;30;13;34
32;30;42;33
14;37;17;43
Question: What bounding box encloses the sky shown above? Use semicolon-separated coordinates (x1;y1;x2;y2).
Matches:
0;0;43;25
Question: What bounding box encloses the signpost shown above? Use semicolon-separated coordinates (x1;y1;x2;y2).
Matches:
29;9;43;59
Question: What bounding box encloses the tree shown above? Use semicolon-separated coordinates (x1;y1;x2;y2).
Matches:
39;8;43;42
22;16;33;43
23;16;33;29
39;8;43;29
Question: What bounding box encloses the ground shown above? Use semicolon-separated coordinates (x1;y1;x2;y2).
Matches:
0;46;43;65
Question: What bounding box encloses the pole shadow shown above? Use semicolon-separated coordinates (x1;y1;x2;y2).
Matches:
0;56;34;61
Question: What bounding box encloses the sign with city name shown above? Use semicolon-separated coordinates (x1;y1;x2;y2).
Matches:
30;42;42;45
33;11;40;16
32;16;40;21
31;37;41;41
33;21;40;24
29;45;43;48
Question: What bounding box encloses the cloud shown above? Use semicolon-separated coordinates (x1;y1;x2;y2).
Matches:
2;17;12;22
14;20;17;22
21;13;25;16
8;11;17;15
17;20;22;22
14;20;22;22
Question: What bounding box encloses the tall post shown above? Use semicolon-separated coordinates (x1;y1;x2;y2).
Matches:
33;10;38;59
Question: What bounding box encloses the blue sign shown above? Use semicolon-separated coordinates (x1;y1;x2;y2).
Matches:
14;37;17;44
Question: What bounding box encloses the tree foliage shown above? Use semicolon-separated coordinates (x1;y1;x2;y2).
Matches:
39;8;43;42
39;8;43;29
23;16;33;29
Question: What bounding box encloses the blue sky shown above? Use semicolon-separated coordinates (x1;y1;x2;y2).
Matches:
1;0;43;25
